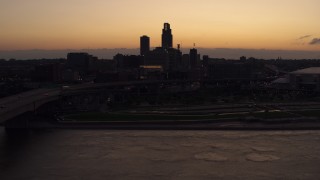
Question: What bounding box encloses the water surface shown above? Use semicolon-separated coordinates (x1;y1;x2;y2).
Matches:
1;128;320;179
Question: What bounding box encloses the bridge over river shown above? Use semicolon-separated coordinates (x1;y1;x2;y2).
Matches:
0;80;203;125
0;88;61;124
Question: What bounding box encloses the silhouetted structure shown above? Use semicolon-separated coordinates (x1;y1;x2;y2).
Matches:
114;54;143;69
273;67;320;91
139;65;163;80
33;63;62;82
140;35;150;56
145;47;169;70
190;48;198;69
162;23;173;49
182;54;190;70
61;69;81;82
167;48;182;71
203;55;209;67
67;52;97;76
240;56;247;61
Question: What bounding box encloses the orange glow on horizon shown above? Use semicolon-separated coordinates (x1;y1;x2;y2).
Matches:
1;0;320;51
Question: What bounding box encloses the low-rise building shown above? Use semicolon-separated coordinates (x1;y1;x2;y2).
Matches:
273;67;320;90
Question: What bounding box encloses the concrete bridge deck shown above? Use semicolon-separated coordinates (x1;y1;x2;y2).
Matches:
0;88;61;124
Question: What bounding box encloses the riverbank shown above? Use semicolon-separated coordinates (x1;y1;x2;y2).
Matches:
5;103;320;131
23;113;320;131
51;120;320;130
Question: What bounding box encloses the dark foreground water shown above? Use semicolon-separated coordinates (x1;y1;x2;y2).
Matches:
1;128;320;180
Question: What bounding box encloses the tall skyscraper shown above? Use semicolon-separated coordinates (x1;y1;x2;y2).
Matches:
162;23;173;49
140;35;150;56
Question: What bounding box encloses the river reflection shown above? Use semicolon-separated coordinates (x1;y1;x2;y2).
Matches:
1;128;320;179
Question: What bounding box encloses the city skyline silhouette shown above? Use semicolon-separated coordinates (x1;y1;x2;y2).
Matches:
1;0;320;52
0;21;320;60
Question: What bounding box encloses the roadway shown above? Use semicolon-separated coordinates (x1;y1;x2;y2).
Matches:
0;80;193;124
0;88;61;124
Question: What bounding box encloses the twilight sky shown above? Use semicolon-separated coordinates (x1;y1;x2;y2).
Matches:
1;0;320;51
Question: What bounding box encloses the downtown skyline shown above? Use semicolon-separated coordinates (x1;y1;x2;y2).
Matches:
1;0;320;53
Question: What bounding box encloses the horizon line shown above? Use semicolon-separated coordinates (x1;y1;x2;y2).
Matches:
0;47;319;52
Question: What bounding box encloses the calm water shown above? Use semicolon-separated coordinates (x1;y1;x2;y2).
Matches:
1;128;320;180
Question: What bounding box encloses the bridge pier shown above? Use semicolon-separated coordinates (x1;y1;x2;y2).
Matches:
4;112;33;133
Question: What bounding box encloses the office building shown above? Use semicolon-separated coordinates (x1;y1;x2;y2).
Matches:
190;48;198;69
140;35;150;56
162;23;173;49
145;47;169;70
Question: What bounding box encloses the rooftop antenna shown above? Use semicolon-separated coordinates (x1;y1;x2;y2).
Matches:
194;43;196;48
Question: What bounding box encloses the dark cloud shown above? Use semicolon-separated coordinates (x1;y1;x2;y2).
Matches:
298;35;312;40
309;38;320;45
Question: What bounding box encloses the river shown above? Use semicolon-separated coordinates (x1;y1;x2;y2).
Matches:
1;128;320;179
